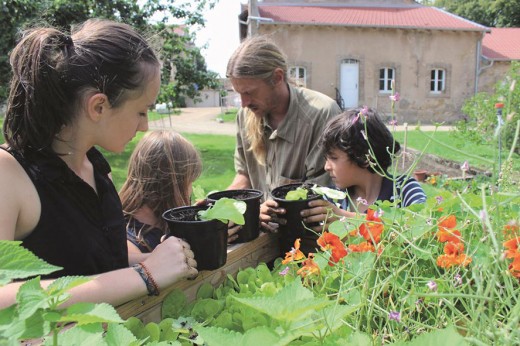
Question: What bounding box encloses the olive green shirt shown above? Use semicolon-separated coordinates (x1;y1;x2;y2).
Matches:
234;84;342;200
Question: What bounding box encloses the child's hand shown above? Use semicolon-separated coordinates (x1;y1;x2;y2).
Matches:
300;199;343;232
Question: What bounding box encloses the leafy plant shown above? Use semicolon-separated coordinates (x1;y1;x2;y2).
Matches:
198;197;246;225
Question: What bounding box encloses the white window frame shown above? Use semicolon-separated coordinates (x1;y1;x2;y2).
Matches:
430;69;446;93
379;67;395;93
289;66;307;87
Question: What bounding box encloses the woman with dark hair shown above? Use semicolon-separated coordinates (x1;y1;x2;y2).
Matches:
301;107;426;229
0;19;196;309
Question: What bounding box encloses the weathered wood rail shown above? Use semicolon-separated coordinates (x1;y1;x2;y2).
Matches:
116;232;280;323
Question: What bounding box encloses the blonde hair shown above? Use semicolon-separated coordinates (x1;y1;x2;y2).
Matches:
227;35;288;165
120;130;202;238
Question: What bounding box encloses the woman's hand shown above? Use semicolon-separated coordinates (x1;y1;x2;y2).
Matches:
259;199;286;232
300;199;344;232
143;237;198;289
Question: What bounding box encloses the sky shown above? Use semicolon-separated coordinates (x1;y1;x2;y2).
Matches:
195;0;247;77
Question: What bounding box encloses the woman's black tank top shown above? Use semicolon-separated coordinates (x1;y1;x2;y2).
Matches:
2;147;128;278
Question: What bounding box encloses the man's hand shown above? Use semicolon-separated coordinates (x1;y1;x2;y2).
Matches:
260;199;286;232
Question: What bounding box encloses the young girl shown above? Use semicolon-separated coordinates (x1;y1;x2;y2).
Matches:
120;130;202;253
301;107;426;228
0;19;196;309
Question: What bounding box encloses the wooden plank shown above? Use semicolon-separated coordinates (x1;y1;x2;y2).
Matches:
116;232;280;323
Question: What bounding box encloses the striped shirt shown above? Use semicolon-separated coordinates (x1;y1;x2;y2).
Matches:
234;84;342;199
337;175;427;210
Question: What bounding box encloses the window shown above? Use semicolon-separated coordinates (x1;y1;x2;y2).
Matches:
430;69;445;93
289;66;306;87
379;68;394;92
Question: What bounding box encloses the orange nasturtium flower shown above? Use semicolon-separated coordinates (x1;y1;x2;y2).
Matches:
436;253;472;269
503;237;520;259
508;256;520;279
317;232;348;266
444;241;465;256
297;253;320;278
502;224;520;238
358;209;384;244
282;238;305;264
436;215;461;243
348;241;375;253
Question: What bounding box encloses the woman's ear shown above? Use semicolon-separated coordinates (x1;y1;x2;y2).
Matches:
86;93;109;122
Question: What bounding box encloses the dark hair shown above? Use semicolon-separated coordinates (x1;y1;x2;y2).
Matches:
3;19;160;153
321;107;400;173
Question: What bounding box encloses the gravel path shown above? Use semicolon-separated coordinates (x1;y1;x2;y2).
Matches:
149;107;235;135
149;107;453;135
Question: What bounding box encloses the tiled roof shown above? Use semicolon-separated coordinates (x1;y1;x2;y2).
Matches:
482;28;520;61
256;5;488;32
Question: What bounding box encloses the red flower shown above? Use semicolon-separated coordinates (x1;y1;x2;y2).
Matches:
436;215;461;243
509;256;520;279
348;241;375;253
282;238;305;264
436;253;472;268
444;241;464;256
359;209;384;244
503;237;520;259
297;253;320;277
317;232;348;266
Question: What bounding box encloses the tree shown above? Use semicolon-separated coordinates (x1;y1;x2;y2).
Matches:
0;0;220;106
433;0;520;27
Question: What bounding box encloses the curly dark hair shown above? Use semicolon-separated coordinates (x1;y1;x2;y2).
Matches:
321;107;400;173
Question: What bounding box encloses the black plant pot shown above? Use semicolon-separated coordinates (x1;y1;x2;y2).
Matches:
271;183;323;255
206;189;264;243
162;205;228;271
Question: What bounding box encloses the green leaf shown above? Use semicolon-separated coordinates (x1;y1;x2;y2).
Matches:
311;186;347;200
4;309;50;340
60;303;124;325
198;198;246;225
16;277;48;319
145;322;161;342
196;282;214;300
49;323;105;346
162;289;187;319
47;276;91;296
191;299;222;321
104;323;139;346
390;326;468;346
232;279;332;322
0;241;61;285
285;188;308;201
195;325;283;346
192;185;207;202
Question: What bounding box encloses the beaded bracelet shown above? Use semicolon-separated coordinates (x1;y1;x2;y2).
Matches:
132;262;160;296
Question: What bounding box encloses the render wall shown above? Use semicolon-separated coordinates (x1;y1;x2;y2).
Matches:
259;25;481;124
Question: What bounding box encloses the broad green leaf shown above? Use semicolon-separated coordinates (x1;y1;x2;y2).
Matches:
104;323;140;346
47;276;90;295
0;241;60;285
285;188;308;201
329;219;353;240
60;302;124;325
311;186;347;200
390;326;468;346
159;318;181;341
16;277;48;319
162;289;187;319
48;323;105;346
198;198;246;225
232;279;332;322
145;322;161;342
124;316;146;339
4;309;49;340
191;299;222;321
196;282;214;300
195;325;284;346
